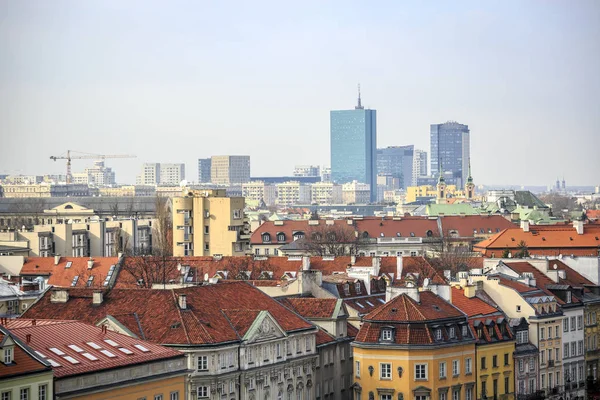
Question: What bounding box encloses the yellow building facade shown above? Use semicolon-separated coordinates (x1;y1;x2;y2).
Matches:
68;375;185;400
172;189;250;256
405;185;461;204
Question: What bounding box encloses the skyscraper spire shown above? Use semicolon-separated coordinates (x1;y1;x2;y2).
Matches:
355;83;364;110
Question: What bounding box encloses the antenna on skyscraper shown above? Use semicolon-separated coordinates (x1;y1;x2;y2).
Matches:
355;83;364;110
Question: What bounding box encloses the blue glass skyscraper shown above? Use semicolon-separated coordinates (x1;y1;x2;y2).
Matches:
430;121;470;187
330;88;377;202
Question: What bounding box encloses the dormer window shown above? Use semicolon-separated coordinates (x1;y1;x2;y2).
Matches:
262;233;271;243
381;328;393;341
488;326;494;338
343;283;350;296
435;329;443;341
355;282;362;294
462;325;469;338
277;233;286;242
293;231;305;241
3;347;13;364
449;327;455;339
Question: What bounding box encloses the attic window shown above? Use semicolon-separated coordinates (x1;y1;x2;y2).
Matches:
480;228;485;234
381;328;393;342
293;231;305;240
380;233;385;237
474;229;478;234
65;262;72;269
462;325;468;338
277;233;286;242
3;347;13;364
86;276;94;287
64;205;73;209
435;329;443;341
171;322;181;329
262;233;271;243
449;327;455;338
343;283;350;296
355;282;362;294
426;230;433;237
71;276;79;286
488;229;492;233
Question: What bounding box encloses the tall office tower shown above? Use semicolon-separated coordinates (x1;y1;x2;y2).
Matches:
430;121;470;187
211;156;251;185
160;163;185;185
412;149;428;186
293;165;321;177
136;163;161;185
198;158;212;183
376;145;414;189
330;87;377;202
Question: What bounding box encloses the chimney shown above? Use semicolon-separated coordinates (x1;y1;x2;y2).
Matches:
102;325;107;334
32;319;36;326
50;290;69;303
26;334;31;344
54;255;61;265
396;256;404;281
520;220;530;233
558;270;566;279
87;258;94;269
92;291;103;305
573;220;584;235
117;252;123;259
302;256;311;271
350;255;356;265
372;256;381;272
464;285;476;298
178;294;187;310
443;270;451;281
458;271;469;287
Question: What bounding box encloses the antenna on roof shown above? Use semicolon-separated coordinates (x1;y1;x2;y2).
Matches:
355;83;364;110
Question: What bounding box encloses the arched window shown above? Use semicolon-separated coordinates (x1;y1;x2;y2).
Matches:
277;233;286;242
262;233;271;243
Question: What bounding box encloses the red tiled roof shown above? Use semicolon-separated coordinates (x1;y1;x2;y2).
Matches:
8;321;184;378
0;330;50;379
440;215;516;238
279;298;339;319
549;260;595;287
366;291;464;322
346;323;359;338
21;257;119;289
0;319;72;329
344;296;386;314
474;225;600;256
587;210;600;221
22;282;314;346
315;328;336;346
495;276;539;294
450;287;501;317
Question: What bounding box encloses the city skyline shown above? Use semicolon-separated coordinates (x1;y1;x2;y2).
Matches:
1;1;599;186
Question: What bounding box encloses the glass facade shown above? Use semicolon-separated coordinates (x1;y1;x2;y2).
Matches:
376;145;414;189
430;122;470;187
330;108;377;202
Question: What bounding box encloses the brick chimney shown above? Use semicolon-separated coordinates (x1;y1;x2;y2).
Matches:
50;289;69;303
301;256;311;271
396;256;403;281
92;291;103;305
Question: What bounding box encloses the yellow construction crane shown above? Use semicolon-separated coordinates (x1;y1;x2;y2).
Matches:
50;150;136;184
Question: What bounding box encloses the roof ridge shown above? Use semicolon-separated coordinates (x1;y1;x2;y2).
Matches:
220;310;243;341
407;294;427;320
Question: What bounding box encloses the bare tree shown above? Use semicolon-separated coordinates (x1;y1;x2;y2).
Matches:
302;223;363;256
426;231;481;274
121;251;181;289
220;257;273;280
153;196;172;256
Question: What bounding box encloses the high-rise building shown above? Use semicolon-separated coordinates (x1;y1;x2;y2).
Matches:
210;156;251;185
136;163;160;185
275;181;311;206
412;149;428;186
242;181;276;206
172;189;249;256
376;145;414;189
159;163;185;185
330;87;377;202
72;161;116;186
197;158;211;183
293;165;321;177
430;121;470;187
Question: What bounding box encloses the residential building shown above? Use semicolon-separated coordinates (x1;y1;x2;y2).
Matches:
294;165;321;177
4;319;187;400
0;279;41;317
276;181;311;206
160;163;185;185
430;121;470;187
510;318;542;399
0;183;91;198
0;325;54;400
412;149;428;186
311;182;343;205
198;158;212;183
321;167;331;183
376;145;414;189
172;189;249;256
97;185;156;197
451;285;516;400
330;89;377;201
474;220;600;257
23;282;319;400
72;161;116;186
405;184;461;203
342;181;371;204
242;181;276;207
211;155;251;185
352;289;476;400
136;162;161;185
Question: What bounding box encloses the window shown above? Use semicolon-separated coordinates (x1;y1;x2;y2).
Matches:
276;343;282;358
579;340;584;355
493;355;498;368
197;355;208;371
541;374;546;389
170;393;179;400
493;379;498;399
519;359;524;372
504;353;509;366
4;347;13;364
540;350;545;364
516;305;521;312
528;378;535;394
466;387;473;400
452;360;459;376
1;391;10;400
481;356;487;369
571;317;576;331
415;364;427;380
380;395;392;400
306;336;311;351
462;325;468;337
465;358;472;374
578;315;583;330
439;361;447;378
505;377;510;394
435;329;443;341
355;360;360;377
155;396;163;400
564;319;569;332
516;330;528;344
555;326;560;338
19;389;28;400
540;327;545;340
440;393;447;400
571;341;577;357
452;390;459;400
449;327;455;338
555;348;559;361
548;373;553;389
381;329;393;341
197;386;209;399
247;347;254;363
380;363;391;379
564;343;569;358
355;282;362;294
38;385;47;400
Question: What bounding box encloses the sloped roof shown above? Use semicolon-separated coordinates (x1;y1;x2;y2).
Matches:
450;287;501;317
365;291;464;322
495;276;539;294
22;282;314;346
440;215;516;237
279;298;339;319
0;326;50;379
7;321;184;378
514;191;548;209
21;257;119;289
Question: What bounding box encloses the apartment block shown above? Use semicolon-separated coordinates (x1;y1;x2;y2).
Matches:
310;182;342;205
341;181;370;204
172;189;249;256
276;181;311;206
242;181;276;206
136;163;161;185
210;155;251;185
293;165;321;177
197;158;212;183
160;163;185;185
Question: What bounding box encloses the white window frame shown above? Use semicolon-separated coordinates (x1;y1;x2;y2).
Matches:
415;363;427;380
439;361;447;378
380;363;392;380
465;358;472;374
197;355;208;371
452;360;460;377
197;386;209;399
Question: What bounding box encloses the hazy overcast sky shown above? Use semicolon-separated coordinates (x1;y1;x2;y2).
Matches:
1;0;599;186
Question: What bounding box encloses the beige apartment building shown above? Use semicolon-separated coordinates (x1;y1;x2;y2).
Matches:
242;181;276;206
98;185;156;197
0;183;91;198
310;182;342;205
276;181;311;206
210;155;250;185
341;180;370;204
172;189;250;257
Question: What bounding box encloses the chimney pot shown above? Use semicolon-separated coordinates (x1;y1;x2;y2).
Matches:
26;334;31;344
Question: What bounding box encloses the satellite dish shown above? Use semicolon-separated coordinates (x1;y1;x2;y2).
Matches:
423;278;430;287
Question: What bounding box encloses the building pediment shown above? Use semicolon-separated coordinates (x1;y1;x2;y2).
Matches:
243;311;287;343
44;202;95;215
95;315;140;339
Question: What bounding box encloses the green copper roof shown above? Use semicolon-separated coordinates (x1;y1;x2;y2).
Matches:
425;203;481;216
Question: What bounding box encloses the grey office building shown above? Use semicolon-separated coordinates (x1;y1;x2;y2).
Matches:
330;90;377;202
377;145;414;189
430;121;470;187
198;158;211;183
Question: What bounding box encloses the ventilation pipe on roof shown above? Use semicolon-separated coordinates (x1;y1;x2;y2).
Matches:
26;334;31;344
520;220;530;233
54;255;61;265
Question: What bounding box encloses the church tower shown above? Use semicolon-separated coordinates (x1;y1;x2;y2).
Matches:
436;163;447;204
465;159;475;200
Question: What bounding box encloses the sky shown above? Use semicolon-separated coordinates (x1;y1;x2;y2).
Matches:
1;0;599;187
